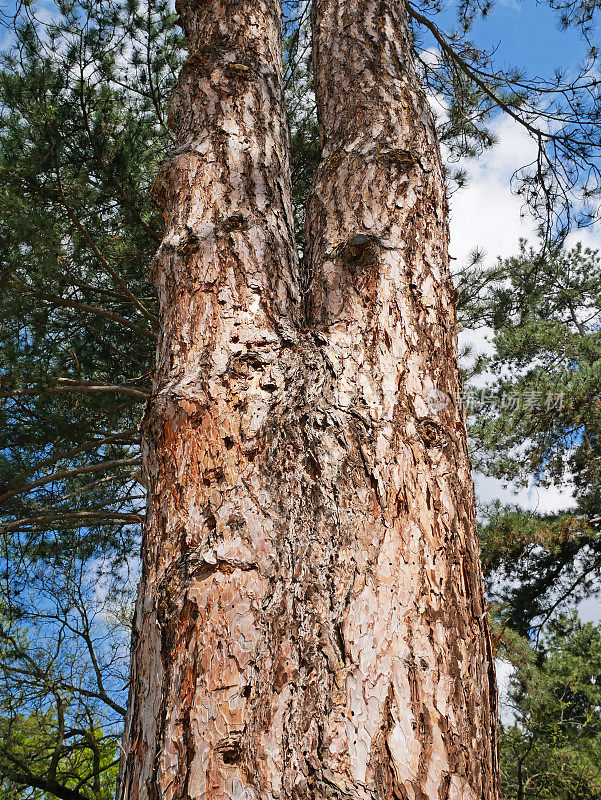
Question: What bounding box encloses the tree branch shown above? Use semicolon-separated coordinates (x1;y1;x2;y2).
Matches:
4;772;91;800
22;288;158;341
0;458;142;504
0;511;144;536
0;381;149;401
14;427;139;480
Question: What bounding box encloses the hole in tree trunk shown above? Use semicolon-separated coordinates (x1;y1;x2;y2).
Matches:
217;737;243;764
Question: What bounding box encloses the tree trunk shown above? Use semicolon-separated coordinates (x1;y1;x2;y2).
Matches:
118;0;500;797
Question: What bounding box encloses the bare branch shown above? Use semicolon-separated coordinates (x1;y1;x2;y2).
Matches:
0;511;144;536
15;427;140;480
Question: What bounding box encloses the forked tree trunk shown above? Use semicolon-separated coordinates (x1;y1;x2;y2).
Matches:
118;0;500;798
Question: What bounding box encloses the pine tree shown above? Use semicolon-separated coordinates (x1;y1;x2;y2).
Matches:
0;2;180;797
1;0;601;797
499;614;601;799
117;0;500;797
461;241;601;633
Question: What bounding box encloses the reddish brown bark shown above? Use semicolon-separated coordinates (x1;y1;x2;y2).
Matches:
303;1;500;797
118;0;500;798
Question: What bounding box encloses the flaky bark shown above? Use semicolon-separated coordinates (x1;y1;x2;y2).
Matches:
301;1;500;797
118;0;499;798
117;1;300;796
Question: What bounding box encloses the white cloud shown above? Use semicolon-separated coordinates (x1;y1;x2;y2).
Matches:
448;116;540;266
496;658;517;725
577;596;601;623
472;472;575;514
450;113;601;264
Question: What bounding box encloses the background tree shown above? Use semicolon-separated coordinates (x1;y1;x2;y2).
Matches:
459;240;601;634
0;1;179;796
497;613;601;799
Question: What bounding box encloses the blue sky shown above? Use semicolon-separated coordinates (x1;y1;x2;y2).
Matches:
457;0;587;74
425;0;592;78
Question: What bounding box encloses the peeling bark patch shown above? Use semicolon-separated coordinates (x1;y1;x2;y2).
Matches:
417;419;447;449
216;735;244;765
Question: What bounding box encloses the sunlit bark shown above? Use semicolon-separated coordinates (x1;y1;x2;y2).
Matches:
118;0;499;797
